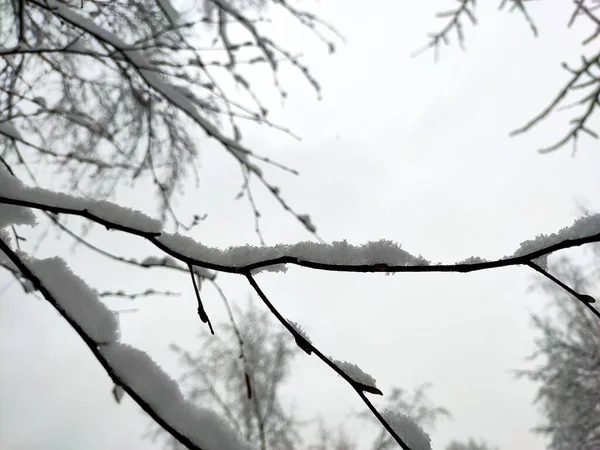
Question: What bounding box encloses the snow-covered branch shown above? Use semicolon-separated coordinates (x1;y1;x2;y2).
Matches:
0;236;252;450
1;184;599;275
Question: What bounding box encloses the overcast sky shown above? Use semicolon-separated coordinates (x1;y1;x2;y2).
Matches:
1;1;600;450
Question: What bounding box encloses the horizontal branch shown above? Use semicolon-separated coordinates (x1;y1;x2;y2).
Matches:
1;194;598;275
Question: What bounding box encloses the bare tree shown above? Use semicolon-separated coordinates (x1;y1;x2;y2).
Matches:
517;252;600;450
151;295;303;450
421;0;600;154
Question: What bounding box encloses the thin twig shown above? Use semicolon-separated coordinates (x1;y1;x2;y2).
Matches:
527;261;600;319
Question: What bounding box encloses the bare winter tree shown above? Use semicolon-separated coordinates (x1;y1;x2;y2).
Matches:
151;295;304;450
516;251;600;450
422;0;600;154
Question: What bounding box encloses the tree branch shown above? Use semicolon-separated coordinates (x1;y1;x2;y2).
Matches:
0;236;204;450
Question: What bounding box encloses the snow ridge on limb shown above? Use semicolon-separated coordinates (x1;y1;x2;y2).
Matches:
511;213;600;269
29;257;119;344
102;343;254;450
0;165;161;234
1;166;598;273
331;358;381;395
158;234;430;268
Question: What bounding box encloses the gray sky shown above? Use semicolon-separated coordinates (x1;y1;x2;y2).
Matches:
2;1;600;450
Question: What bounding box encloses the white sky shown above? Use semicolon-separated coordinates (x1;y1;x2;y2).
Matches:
1;1;600;450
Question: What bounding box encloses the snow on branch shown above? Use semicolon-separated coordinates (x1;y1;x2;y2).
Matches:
511;214;600;269
29;257;120;344
0;240;253;450
1;166;162;234
2;171;599;274
101;343;253;450
332;359;380;395
158;233;430;269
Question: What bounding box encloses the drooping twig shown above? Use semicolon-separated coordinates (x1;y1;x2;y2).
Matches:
244;273;417;450
526;260;600;319
189;263;214;335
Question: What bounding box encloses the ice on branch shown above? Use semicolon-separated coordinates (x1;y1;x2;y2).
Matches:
29;257;119;344
382;410;432;450
511;213;600;269
101;343;254;450
158;234;430;268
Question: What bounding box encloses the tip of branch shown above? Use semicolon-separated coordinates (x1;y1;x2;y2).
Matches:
578;294;596;304
356;382;383;396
